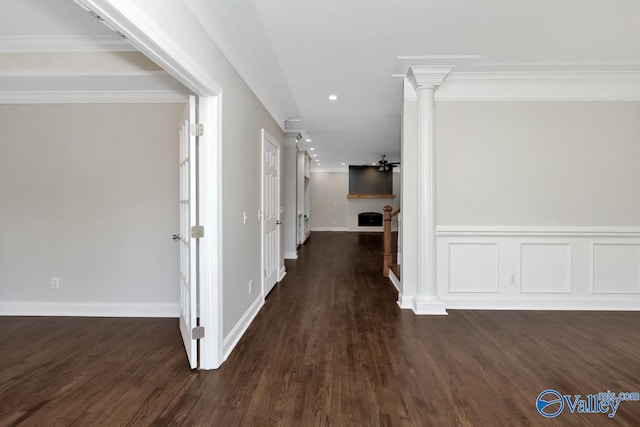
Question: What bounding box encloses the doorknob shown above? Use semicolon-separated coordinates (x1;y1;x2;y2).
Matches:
172;234;181;241
276;221;281;225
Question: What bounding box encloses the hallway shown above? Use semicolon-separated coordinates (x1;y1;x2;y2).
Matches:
1;232;639;425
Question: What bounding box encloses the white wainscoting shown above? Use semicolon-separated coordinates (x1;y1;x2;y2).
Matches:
436;226;640;310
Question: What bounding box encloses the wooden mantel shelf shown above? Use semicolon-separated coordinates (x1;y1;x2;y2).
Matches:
347;194;396;199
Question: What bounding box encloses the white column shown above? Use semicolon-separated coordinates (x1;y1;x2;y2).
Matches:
283;134;298;259
407;66;452;315
413;85;446;314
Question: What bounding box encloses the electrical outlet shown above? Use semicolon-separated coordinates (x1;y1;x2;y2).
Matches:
249;280;253;294
243;211;248;224
509;274;517;286
51;277;60;289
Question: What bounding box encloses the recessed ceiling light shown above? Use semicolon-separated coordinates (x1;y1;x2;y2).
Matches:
341;163;346;165
315;159;320;162
312;154;317;157
317;163;321;166
372;163;377;166
305;138;312;142
309;147;315;151
328;94;338;101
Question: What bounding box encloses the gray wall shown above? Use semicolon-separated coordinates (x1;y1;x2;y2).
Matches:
0;103;182;305
436;101;640;226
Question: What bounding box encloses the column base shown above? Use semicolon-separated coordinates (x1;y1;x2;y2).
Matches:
412;296;447;315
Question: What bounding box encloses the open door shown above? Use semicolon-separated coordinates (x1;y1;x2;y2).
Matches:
177;95;198;369
262;131;280;296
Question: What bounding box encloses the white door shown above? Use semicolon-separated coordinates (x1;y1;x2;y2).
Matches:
263;132;280;296
178;95;198;369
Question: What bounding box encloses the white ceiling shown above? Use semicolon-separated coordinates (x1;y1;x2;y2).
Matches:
3;0;640;170
186;0;640;170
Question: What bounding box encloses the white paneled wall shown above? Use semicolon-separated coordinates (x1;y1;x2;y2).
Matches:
436;227;640;310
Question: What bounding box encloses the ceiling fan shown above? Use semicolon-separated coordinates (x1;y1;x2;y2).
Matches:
377;155;400;171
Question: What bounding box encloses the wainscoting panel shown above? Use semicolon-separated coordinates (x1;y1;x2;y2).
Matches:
436;227;640;310
448;243;499;293
520;243;571;293
592;244;640;294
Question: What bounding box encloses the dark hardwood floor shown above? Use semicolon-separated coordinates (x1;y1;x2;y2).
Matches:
1;232;639;426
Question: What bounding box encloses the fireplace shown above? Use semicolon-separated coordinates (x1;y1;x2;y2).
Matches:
358;212;383;227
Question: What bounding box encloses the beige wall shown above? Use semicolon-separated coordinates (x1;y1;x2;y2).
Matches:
436;101;640;226
0;103;182;305
310;172;349;229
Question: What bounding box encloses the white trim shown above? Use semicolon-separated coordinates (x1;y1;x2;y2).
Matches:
442;296;640;311
279;266;287;282
388;270;401;293
0;71;170;78
397;293;413;309
437;226;640;238
413;298;448;315
0;301;179;317
284;251;298;259
222;296;263;361
350;227;384;232
197;95;223;370
311;227;348;232
0;35;135;53
436;71;640;101
0;90;187;104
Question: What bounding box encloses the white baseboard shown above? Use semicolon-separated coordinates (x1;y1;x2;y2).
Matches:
397;293;413;309
278;266;287;282
443;296;640;311
413;298;448;315
388;271;401;293
223;296;263;361
311;227;348;232
284;251;298;259
0;301;180;317
349;226;383;232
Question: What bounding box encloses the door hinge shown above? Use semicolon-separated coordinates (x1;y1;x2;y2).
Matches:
191;225;204;238
192;326;205;340
190;123;204;136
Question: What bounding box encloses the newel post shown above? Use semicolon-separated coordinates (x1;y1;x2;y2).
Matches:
383;205;393;277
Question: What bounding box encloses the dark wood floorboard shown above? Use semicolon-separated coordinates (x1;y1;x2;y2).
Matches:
1;231;639;426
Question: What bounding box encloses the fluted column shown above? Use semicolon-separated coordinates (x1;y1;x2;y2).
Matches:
407;66;451;315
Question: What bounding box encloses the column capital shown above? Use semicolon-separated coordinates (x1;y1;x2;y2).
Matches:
406;66;453;91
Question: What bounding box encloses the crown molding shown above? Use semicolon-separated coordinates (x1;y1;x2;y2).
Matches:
0;90;188;104
0;71;189;101
0;35;135;53
403;70;640;101
437;71;640;101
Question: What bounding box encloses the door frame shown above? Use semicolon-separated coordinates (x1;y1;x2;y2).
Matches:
261;129;281;299
77;0;224;369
